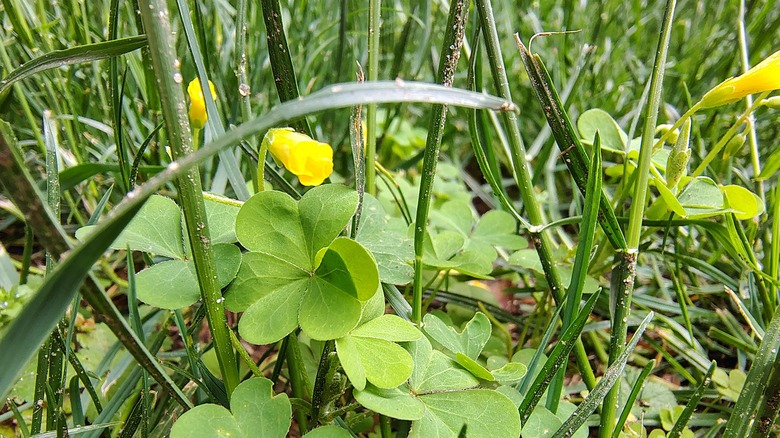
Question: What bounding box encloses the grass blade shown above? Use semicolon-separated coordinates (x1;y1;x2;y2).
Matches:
412;0;470;324
0;119;191;408
724;307;780;436
518;289;602;423
0;36;147;95
552;311;655;438
610;360;656;438
515;37;626;251
668;361;716;437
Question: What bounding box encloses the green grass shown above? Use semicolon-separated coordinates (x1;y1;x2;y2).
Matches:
1;0;779;436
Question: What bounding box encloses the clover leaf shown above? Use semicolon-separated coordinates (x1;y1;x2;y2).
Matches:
170;377;291;438
226;184;379;344
354;336;521;438
336;314;421;390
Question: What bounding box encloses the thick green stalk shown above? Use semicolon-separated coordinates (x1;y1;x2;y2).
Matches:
412;0;470;324
602;0;677;434
365;0;380;195
476;0;596;393
474;0;565;300
260;0;312;137
137;0;239;396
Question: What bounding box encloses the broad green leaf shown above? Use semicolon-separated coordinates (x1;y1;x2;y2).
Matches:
299;184;360;259
316;237;379;301
336;306;422;390
353;385;426;421
455;353;494;381
231;378;291;437
204;197;241;244
355;337;414;389
676;177;730;218
335;336;366;390
355;195;414;284
408;337;479;393
303;426;353;438
170;378;291;438
430;201;473;237
170;404;241;438
577;109;628;152
422;312;491;360
722;185;765;219
229;186;375;343
351;314;421;342
235;191;309;267
225;251;306;312
508;249;543;272
522;405;561;437
300;278;363;340
490;362;527;383
471;210;528;249
135;243;240;309
411;390;521;438
239;281;309;344
424;231;466;268
76;195;185;259
652;177;687;217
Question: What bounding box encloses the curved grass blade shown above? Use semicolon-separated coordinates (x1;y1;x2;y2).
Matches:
0;36;147;95
552;312;655;438
0;120;190;408
518;289;602;423
0;80;512;403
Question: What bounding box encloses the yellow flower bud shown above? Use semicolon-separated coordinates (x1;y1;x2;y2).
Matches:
265;128;334;186
699;50;780;109
187;78;217;130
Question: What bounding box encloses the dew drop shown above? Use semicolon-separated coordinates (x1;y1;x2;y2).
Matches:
173;72;183;84
238;83;250;97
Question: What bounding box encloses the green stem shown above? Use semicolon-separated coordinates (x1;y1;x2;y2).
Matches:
137;0;239;397
260;0;312;136
412;0;470;324
691;92;768;178
478;0;597;395
309;340;334;429
365;0;380;196
602;0;676;434
736;0;765;204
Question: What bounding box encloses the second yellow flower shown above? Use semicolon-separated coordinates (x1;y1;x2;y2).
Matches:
265;128;334;186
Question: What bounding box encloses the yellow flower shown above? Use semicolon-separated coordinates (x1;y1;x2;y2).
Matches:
699;49;780;108
265;128;333;186
187;78;217;129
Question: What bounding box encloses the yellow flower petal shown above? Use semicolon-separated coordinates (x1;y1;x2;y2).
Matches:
699;50;780;108
187;78;217;129
266;128;334;186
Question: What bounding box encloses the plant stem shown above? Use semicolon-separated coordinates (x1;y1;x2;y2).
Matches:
412;0;469;324
691;92;767;178
260;0;312;137
137;0;239;397
602;0;676;434
365;0;380;195
736;0;765;204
